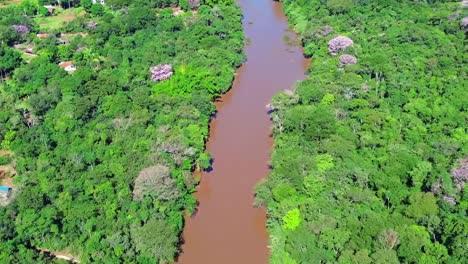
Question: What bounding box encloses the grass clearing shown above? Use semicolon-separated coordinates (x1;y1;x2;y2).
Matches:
35;7;85;30
21;52;37;63
0;0;22;8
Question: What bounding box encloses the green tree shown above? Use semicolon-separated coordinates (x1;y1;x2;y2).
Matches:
80;0;92;11
131;218;179;262
90;3;104;16
326;0;354;14
315;154;334;173
371;249;399;264
0;45;22;78
283;208;301;231
405;192;438;222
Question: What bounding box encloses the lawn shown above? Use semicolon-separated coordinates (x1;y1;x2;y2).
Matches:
0;0;21;8
35;7;85;30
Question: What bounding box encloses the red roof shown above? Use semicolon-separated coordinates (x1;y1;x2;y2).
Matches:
36;33;49;39
59;61;74;68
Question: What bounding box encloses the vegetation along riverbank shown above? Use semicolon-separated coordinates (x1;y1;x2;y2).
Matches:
0;0;244;262
257;0;467;263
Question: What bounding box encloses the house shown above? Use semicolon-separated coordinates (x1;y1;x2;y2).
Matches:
75;46;87;52
36;33;50;39
57;38;67;45
0;186;10;199
92;0;105;4
59;61;77;72
172;7;185;17
13;44;35;54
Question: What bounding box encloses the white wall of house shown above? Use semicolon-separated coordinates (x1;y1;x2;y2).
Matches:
65;65;77;72
0;191;9;199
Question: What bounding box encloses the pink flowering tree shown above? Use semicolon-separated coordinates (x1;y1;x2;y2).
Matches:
150;64;173;82
11;25;30;35
339;54;357;67
328;36;353;55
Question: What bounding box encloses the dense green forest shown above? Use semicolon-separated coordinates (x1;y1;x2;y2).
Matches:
257;0;467;263
0;0;244;262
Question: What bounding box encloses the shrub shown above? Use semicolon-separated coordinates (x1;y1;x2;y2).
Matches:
0;156;11;165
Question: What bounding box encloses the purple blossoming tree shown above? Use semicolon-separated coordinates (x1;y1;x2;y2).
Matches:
431;158;467;206
442;195;457;206
328;36;353;56
451;158;468;192
150;64;173;82
339;54;357;67
461;17;468;29
86;21;98;29
11;25;30;35
431;179;443;194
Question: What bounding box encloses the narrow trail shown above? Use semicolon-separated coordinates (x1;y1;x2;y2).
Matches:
176;0;308;263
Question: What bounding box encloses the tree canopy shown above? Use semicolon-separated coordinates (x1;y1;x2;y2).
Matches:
259;0;467;263
0;0;244;262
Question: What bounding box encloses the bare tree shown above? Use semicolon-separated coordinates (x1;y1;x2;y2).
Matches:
132;165;180;201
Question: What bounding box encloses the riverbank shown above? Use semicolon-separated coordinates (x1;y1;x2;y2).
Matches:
261;0;467;263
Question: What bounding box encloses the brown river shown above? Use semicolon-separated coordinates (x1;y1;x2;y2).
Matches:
177;0;308;263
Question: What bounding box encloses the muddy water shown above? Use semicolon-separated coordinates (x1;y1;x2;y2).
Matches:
177;0;308;263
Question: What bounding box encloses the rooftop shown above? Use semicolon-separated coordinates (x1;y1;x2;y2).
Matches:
59;61;74;68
